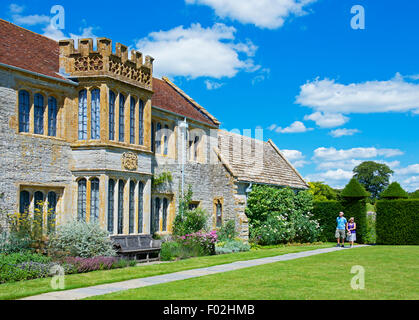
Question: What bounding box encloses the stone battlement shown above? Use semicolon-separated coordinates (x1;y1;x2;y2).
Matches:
59;38;154;90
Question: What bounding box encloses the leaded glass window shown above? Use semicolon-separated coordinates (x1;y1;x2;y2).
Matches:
77;179;87;221
90;178;100;222
118;180;124;234
137;182;144;234
153;197;161;234
47;192;57;233
34;93;44;135
156;123;162;154
163;125;169;156
139;100;144;145
151;122;155;152
216;200;222;228
109;91;116;141
119;94;125;142
18;90;30;133
108;179;115;233
162;198;168;232
91;89;100;140
19;190;30;215
130;97;136;144
34;191;44;228
129;181;135;234
78;90;88;140
48;96;58;137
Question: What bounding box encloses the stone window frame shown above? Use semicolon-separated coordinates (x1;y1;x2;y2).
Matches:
151;194;173;234
213;197;224;229
18;185;63;234
187;127;206;163
106;176;147;236
152;118;175;158
17;88;63;139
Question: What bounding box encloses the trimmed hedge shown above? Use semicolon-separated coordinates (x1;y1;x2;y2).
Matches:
376;199;419;245
342;198;367;244
312;201;344;242
380;182;409;199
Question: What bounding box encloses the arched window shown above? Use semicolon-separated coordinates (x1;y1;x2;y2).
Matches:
137;182;144;233
119;94;125;142
18;90;30;133
78;90;88;140
156;123;162;154
109;91;116;141
162;198;168;232
90;178;100;222
34;191;44;228
47;192;57;233
108;179;115;233
129;181;135;233
34;93;44;135
48;96;58;137
153;197;161;234
138;100;144;145
163;125;169;156
130;97;136;144
194;136;200;160
91;89;100;140
117;180;125;234
19;190;30;215
216;200;223;228
77;178;87;221
151;122;155;152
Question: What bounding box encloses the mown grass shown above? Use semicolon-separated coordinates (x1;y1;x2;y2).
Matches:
0;243;331;300
90;246;419;300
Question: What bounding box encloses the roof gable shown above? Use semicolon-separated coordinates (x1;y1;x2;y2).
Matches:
217;130;309;189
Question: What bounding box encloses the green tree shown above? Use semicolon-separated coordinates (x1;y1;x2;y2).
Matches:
353;161;393;199
409;189;419;199
308;182;338;201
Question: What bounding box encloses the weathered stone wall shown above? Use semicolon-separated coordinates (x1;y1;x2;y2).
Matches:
0;69;74;226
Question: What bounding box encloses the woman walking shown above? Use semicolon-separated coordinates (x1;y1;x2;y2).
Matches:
346;217;357;248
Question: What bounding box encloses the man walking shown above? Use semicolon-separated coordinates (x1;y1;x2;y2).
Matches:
335;212;347;248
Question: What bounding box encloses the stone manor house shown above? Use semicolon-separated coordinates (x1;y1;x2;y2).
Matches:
0;19;308;240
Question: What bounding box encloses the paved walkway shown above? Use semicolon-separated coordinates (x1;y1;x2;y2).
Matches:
22;245;369;300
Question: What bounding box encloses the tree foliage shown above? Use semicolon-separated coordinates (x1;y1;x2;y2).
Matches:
353;161;393;199
409;189;419;199
308;182;338;201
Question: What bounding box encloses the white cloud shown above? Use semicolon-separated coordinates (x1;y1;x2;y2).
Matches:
269;121;313;133
281;149;309;168
329;128;360;138
136;23;259;79
42;24;65;41
304;112;349;128
205;80;224;90
395;164;419;176
185;0;318;29
316;159;400;172
12;14;50;26
296;74;419;115
313;147;403;161
9;4;25;14
306;169;354;182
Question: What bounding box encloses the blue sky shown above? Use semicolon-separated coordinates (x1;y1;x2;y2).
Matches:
2;0;418;190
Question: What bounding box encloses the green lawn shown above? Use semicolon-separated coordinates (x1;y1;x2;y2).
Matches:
89;246;419;300
0;243;331;300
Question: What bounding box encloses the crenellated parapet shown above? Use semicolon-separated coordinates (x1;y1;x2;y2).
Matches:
59;38;154;90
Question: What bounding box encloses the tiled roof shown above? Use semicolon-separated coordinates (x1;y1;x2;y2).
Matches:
0;19;219;127
152;78;219;127
0;19;66;80
217;130;309;189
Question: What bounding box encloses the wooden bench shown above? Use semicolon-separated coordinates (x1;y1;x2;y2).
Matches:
111;235;162;263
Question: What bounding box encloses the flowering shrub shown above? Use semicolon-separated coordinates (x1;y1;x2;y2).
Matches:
49;220;116;258
217;220;238;242
60;256;135;273
215;240;250;255
178;231;218;256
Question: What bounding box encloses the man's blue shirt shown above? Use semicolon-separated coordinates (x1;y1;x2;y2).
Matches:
336;217;347;230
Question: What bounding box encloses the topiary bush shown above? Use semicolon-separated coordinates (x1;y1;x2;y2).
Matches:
376;199;419;245
341;178;370;198
380;182;409;199
312;201;344;242
49;220;116;258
